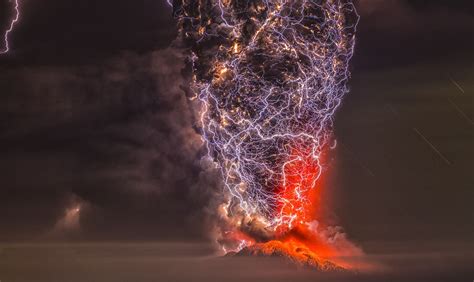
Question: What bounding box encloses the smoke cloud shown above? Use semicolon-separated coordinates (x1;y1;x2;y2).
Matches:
0;47;223;241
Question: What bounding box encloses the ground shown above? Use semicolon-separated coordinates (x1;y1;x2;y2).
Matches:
0;242;472;282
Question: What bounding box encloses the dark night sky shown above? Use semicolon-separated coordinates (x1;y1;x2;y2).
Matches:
0;0;472;252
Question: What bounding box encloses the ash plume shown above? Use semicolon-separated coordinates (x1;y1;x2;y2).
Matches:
172;0;359;255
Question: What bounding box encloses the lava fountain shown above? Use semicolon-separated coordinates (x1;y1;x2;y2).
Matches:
172;0;361;270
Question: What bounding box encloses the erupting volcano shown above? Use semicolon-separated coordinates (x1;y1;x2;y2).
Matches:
172;0;360;270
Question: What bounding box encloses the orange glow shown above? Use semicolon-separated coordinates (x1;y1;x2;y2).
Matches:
238;223;365;271
270;149;360;269
234;148;363;270
276;148;323;231
240;239;344;271
277;225;355;270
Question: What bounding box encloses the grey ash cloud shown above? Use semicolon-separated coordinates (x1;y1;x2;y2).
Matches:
0;47;221;241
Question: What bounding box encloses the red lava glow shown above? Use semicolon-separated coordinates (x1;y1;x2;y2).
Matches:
275;150;346;268
276;148;323;232
238;239;344;271
233;149;364;271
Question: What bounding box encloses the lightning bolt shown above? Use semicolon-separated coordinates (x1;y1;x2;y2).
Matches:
1;0;20;54
174;0;359;249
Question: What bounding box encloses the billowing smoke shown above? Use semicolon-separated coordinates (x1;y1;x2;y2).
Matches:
172;0;358;255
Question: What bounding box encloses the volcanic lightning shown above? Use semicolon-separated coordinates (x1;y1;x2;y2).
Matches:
1;0;20;54
173;0;360;270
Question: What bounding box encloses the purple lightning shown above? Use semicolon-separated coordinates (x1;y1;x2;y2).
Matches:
1;0;20;54
173;0;359;253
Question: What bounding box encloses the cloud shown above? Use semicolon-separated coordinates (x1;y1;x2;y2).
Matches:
356;0;473;32
0;46;221;241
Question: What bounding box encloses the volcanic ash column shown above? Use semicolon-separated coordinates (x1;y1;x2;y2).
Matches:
172;0;361;270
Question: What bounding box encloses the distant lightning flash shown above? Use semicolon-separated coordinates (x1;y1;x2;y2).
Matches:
1;0;20;54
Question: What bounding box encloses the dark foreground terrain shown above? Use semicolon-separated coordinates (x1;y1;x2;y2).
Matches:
0;242;472;282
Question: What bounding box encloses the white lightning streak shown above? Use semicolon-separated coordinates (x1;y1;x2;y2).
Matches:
1;0;20;54
175;0;359;234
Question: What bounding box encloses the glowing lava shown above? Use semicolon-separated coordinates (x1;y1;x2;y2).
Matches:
235;239;345;271
229;148;362;270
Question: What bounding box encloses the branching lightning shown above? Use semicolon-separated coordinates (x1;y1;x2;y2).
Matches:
1;0;20;54
174;0;358;251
